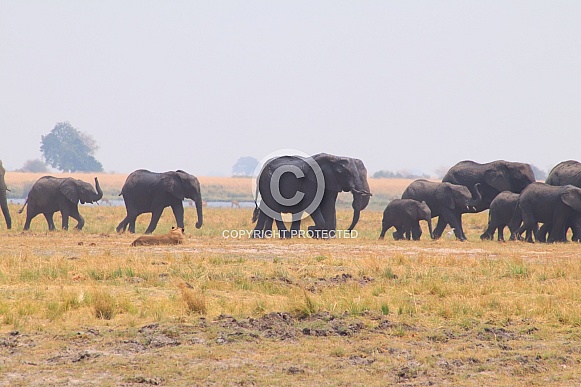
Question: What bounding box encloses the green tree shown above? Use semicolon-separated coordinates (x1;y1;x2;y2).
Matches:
40;122;103;172
232;156;259;177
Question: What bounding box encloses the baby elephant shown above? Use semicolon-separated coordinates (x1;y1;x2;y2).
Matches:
131;227;185;246
480;191;521;242
379;199;433;240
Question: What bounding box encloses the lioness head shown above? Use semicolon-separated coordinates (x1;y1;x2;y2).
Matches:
170;227;185;242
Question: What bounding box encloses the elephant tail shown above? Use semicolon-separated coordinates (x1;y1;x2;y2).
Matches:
18;199;28;214
252;182;260;223
252;206;259;223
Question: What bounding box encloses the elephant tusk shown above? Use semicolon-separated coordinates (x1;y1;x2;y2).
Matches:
352;189;372;196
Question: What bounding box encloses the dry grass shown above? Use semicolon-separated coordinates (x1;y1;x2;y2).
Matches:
1;191;581;384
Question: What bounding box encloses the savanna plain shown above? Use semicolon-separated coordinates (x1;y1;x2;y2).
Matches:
1;174;581;386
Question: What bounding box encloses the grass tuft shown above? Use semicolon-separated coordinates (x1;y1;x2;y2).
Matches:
178;282;207;315
92;290;117;320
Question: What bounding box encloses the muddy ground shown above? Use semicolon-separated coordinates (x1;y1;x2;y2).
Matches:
1;311;579;386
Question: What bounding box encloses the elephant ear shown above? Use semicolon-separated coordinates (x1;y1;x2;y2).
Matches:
311;154;343;191
161;172;185;200
561;188;581;212
435;184;455;209
484;169;511;192
59;179;79;204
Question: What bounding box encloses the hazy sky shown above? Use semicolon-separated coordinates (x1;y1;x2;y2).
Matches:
1;1;580;176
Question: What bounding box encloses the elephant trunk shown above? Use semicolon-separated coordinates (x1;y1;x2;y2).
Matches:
0;188;11;229
467;183;483;210
94;177;103;202
194;193;203;229
347;191;371;232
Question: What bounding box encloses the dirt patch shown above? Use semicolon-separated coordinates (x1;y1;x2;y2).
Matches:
1;315;580;385
305;273;375;293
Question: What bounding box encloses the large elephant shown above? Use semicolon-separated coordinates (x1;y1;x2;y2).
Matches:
253;153;371;238
543;160;581;241
19;176;103;230
401;179;476;241
437;160;535;239
0;160;11;229
116;169;203;234
379;199;433;241
514;183;581;243
480;191;521;242
545;160;581;187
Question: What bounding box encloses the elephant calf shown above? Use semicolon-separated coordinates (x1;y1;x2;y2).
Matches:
19;176;103;231
401;179;476;241
480;192;521;242
379;199;433;241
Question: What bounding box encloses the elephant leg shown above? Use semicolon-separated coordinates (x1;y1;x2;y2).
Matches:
536;223;549;243
497;225;505;242
432;216;448;239
308;207;327;238
44;213;56;231
411;221;422;241
170;203;185;230
480;228;494;241
252;211;269;238
379;223;390;240
290;219;301;238
319;192;337;231
117;203;139;233
145;208;164;234
0;200;11;229
60;209;70;230
455;213;467;241
117;212;137;233
392;227;404;240
275;219;290;238
116;217;128;233
70;207;85;230
518;221;535;243
263;216;274;237
441;210;466;241
548;217;568;243
508;209;522;241
480;214;495;240
23;209;36;231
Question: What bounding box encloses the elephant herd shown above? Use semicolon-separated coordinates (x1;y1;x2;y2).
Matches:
382;160;581;243
0;168;203;234
1;156;581;244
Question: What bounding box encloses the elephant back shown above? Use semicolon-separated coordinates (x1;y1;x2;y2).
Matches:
546;160;581;187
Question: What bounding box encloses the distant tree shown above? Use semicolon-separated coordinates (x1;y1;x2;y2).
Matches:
40;122;103;172
530;164;547;181
17;159;48;173
232;156;259;177
434;166;450;179
373;169;429;179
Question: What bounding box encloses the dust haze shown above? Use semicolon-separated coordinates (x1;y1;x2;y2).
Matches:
1;2;580;176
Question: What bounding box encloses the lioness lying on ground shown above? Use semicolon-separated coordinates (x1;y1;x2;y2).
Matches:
131;227;185;246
